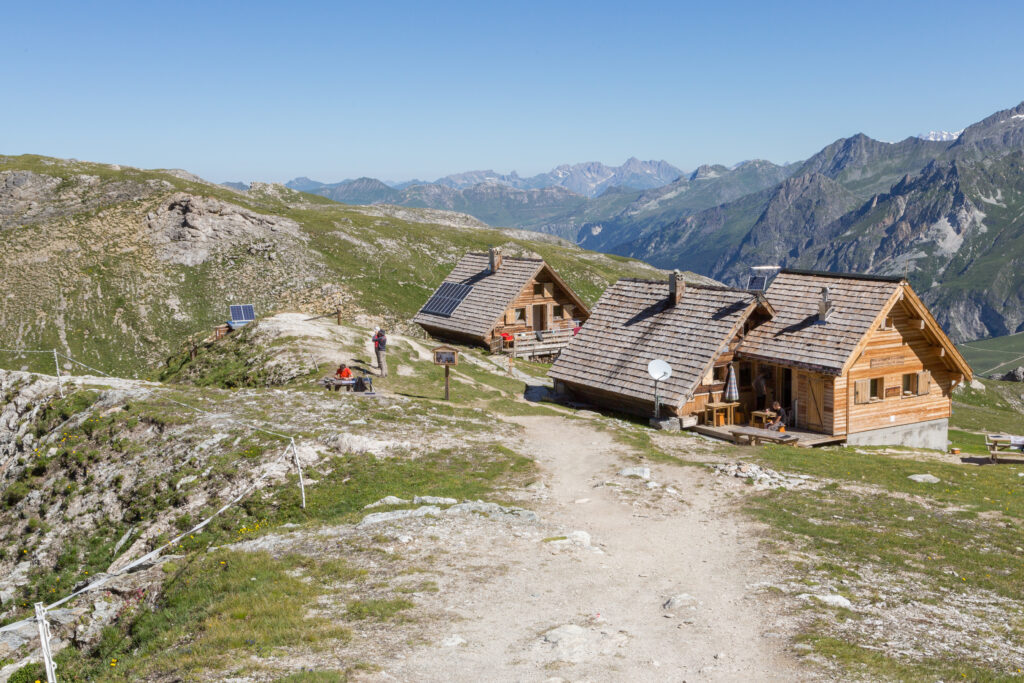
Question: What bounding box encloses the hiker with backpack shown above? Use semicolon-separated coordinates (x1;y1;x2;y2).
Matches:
372;328;388;377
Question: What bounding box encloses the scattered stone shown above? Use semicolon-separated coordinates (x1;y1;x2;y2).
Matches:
574;498;590;504
799;593;853;609
969;378;986;391
645;481;661;489
662;593;695;610
649;417;679;431
1000;366;1024;382
567;530;591;547
711;462;811;489
413;495;457;505
441;634;466;647
446;500;540;523
908;474;940;484
619;466;651;480
357;506;440;527
364;495;410;509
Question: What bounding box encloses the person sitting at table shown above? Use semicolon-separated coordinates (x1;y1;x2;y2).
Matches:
331;363;353;391
767;401;788;431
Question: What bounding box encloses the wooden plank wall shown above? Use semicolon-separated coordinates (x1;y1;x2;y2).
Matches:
491;274;582;340
834;300;952;436
794;371;834;432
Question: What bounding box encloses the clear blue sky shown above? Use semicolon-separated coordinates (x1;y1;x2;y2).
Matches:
6;1;1024;183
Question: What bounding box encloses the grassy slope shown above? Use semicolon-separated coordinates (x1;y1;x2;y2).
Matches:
0;154;664;377
958;332;1024;377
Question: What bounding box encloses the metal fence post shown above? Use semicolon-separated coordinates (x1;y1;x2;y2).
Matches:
52;350;64;398
290;438;306;509
35;602;58;682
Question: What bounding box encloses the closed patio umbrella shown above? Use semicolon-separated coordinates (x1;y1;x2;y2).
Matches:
724;364;739;402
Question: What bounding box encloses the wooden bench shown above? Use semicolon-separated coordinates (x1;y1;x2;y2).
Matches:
984;434;1024;464
730;425;799;446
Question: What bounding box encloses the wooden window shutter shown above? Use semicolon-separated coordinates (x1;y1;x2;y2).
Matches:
504;309;513;324
854;379;869;404
917;370;931;396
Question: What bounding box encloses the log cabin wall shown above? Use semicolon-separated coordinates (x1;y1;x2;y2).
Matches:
557;379;679;418
492;272;583;340
834;300;952;436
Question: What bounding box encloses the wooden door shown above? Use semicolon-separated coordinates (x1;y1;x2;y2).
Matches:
806;375;825;431
532;304;547;330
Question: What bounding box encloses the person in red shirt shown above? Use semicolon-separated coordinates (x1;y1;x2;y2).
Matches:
335;364;353;380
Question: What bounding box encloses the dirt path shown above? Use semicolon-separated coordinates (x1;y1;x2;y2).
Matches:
384;415;805;682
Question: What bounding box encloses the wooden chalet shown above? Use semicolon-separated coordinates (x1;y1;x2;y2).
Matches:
413;248;590;356
550;269;972;449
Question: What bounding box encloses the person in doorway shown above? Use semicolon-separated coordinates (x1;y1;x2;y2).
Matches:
372;328;388;377
753;371;768;411
767;400;788;431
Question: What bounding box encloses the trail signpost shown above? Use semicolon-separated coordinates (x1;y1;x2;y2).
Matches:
647;359;672;419
433;345;459;400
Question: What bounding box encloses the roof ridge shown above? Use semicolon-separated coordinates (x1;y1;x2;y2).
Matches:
465;251;543;262
615;278;751;295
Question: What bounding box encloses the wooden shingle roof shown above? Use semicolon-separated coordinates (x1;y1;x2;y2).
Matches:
739;270;901;374
549;280;758;406
413;253;545;339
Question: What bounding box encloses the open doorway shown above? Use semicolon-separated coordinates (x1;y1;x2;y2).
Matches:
532;304;547;331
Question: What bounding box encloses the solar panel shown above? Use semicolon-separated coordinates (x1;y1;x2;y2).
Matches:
746;275;768;291
421;282;473;317
229;304;256;322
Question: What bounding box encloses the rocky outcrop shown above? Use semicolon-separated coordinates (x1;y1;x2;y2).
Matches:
1002;366;1024;382
145;193;303;266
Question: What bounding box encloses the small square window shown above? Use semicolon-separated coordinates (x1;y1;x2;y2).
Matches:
514;308;526;323
870;378;883;400
713;365;728;383
552;305;564;319
533;283;545;296
902;373;918;396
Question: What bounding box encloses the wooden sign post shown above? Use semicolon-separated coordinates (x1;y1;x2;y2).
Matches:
432;345;459;400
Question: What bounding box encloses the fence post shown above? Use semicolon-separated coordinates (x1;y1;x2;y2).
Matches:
52;349;64;398
35;602;58;682
290;438;306;509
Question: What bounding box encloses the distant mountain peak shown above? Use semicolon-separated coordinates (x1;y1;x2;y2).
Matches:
917;130;963;142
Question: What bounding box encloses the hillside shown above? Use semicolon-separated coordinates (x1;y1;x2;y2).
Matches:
1;315;1022;681
0;154;665;376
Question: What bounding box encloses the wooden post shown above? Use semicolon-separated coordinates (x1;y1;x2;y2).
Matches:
53;349;64;398
336;307;343;326
444;366;450;401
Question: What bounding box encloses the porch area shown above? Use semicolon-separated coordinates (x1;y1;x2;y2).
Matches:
691;422;845;447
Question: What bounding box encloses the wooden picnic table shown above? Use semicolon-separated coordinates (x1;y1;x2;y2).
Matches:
704;401;739;427
729;425;798;446
985;434;1024;464
750;409;777;428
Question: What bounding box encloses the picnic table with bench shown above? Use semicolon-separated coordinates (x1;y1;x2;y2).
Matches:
321;376;374;393
984;434;1024;463
729;425;798;446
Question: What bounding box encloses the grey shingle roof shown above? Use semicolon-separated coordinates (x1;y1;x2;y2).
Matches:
738;270;899;374
549;280;757;406
413;253;544;339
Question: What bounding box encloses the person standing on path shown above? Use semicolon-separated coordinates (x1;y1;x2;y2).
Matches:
372;328;388;377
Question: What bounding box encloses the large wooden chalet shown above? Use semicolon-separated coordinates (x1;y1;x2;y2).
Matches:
414;248;590;355
549;269;972;449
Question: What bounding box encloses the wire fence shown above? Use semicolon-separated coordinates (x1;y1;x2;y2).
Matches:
0;348;310;679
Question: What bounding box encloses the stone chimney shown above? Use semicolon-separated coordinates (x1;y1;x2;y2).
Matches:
669;270;685;306
489;247;503;273
818;286;834;322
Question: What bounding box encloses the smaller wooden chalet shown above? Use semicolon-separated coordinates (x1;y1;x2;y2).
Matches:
414;248;590;355
550;269;972;449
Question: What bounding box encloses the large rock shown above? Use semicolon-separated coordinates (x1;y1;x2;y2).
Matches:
908;474;940;484
1001;366;1024;382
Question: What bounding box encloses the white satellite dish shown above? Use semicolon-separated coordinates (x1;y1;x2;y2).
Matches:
647;359;672;382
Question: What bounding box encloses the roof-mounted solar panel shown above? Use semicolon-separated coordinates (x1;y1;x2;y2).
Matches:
746;275;768;291
421;282;473;317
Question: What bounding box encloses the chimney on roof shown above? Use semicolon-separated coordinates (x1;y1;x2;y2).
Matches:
489;247;503;273
669;270;685;306
818;286;834;322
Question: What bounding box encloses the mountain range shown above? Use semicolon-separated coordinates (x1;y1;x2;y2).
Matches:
275;102;1024;343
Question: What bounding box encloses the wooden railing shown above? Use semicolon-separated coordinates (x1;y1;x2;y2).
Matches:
508;328;574;359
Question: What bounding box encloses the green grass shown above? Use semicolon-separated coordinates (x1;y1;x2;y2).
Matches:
958;332;1024;377
53;551;358;681
741;444;1024;679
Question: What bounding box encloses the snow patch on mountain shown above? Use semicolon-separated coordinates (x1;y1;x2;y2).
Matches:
917;130;963;142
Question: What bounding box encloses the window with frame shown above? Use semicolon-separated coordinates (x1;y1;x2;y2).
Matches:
533;283;545;296
552;305;564;319
513;308;526;323
855;377;886;404
902;373;918;396
870;378;884;401
713;365;728;383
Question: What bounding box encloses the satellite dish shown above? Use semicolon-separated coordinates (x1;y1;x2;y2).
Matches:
647;359;672;382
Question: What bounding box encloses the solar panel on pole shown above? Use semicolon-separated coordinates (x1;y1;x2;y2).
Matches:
421;283;473;317
229;304;256;322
